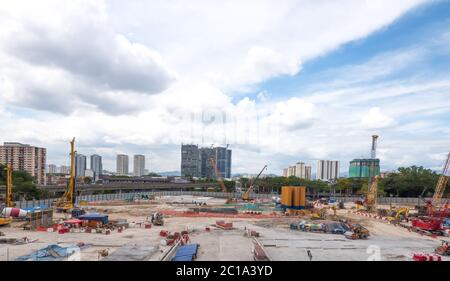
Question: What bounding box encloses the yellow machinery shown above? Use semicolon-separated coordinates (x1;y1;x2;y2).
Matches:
0;217;12;226
5;164;15;207
209;157;227;193
366;176;380;213
55;138;76;212
0;165;14;226
242;165;267;201
432;152;449;207
387;207;409;223
311;208;327;220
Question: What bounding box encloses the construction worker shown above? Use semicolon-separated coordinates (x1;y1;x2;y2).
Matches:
307;250;312;261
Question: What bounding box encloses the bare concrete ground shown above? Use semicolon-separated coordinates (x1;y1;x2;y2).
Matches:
0;197;448;261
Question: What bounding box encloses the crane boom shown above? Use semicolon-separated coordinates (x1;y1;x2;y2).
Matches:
242;165;267;201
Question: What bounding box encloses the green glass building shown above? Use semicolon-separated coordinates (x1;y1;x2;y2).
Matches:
348;159;380;178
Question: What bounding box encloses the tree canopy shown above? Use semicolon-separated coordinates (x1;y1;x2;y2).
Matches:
0;164;48;200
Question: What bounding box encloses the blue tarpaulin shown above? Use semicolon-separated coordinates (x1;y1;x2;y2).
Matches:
16;244;80;261
78;213;109;224
23;205;48;212
171;244;199;261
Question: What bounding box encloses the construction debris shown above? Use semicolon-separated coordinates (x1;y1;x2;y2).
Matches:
0;237;37;245
102;245;158;261
216;220;233;230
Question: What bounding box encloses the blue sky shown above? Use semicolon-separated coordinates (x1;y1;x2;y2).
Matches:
0;0;449;175
255;1;450;98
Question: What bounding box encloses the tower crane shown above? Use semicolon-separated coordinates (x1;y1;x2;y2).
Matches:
242;165;267;201
55;138;76;212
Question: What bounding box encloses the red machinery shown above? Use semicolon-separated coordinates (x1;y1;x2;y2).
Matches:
411;152;449;235
411;203;448;235
435;241;450;256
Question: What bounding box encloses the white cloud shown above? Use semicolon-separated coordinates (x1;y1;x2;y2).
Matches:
264;98;316;130
105;0;427;91
1;0;444;174
213;46;302;91
361;107;396;129
0;0;176;114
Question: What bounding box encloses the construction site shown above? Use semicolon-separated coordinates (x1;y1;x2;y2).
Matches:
0;137;449;261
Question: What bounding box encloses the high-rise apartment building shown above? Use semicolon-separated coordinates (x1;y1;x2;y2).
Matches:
60;165;70;175
181;145;201;178
116;154;129;175
349;158;380;178
75;153;87;178
48;164;58;174
199;147;214;179
133;154;145;176
0;142;46;184
283;162;311;180
181;144;232;179
317;160;340;181
90;154;102;181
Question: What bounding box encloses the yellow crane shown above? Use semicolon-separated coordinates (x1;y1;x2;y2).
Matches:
209;157;227;193
0;164;14;226
366;175;380;213
5;164;15;207
365;135;380;213
242;165;267;201
55;138;76;212
432;152;449;207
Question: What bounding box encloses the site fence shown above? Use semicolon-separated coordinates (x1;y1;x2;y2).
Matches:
9;190;447;209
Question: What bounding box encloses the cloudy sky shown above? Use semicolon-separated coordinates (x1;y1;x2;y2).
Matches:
1;0;450;175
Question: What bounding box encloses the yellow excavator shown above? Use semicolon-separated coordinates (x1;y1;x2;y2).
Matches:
55;138;76;212
242;165;267;201
0;164;14;226
387;207;409;223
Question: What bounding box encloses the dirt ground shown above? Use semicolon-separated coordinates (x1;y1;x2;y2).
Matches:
0;196;448;261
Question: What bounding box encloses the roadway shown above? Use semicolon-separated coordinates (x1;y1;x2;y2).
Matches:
34;182;221;194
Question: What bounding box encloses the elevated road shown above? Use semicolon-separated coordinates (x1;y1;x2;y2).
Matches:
0;182;220;196
34;182;220;194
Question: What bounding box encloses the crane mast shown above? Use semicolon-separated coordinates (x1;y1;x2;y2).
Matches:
432;151;450;207
366;135;379;212
4;164;15;207
366;176;379;213
56;138;76;211
209;157;227;193
371;135;378;159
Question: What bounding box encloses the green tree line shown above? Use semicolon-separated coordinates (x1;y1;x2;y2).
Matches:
238;165;448;197
0;164;48;200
